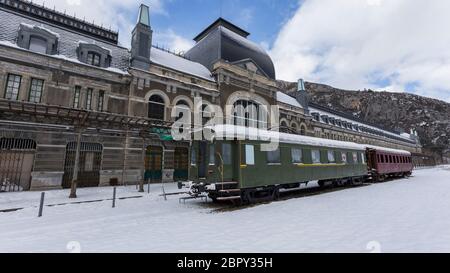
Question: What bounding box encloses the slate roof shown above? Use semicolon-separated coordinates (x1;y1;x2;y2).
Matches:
185;19;276;80
0;8;130;71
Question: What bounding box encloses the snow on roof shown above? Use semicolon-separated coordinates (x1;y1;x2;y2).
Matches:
277;92;302;108
364;145;411;156
309;106;412;141
219;26;267;55
204;125;411;155
150;47;214;82
77;40;112;54
207;125;366;151
20;23;60;38
0;40;129;75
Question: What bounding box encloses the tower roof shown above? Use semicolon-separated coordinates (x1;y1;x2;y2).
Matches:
186;18;276;79
137;4;151;27
193;17;250;42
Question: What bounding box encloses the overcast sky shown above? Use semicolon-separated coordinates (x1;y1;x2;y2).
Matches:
36;0;450;103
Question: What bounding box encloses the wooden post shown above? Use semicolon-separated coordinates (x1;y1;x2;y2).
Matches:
112;187;117;208
139;137;146;193
161;145;167;201
38;192;45;217
121;127;129;187
69;130;83;198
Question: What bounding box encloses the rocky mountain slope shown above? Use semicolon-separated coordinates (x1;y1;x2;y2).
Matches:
278;81;450;161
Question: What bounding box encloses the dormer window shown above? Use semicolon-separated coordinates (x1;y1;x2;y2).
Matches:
17;23;59;55
87;52;101;67
77;42;112;68
29;36;47;54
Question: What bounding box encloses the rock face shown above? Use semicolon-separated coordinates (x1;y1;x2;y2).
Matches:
278;81;450;162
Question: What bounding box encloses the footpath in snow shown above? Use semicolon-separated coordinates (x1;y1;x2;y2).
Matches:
0;166;449;253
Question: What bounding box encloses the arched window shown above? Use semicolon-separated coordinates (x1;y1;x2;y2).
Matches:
291;123;298;133
233;100;266;128
300;125;307;136
280;121;289;133
175;100;190;122
148;95;165;120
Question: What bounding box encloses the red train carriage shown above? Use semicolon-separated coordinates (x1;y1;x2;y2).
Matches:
366;148;413;182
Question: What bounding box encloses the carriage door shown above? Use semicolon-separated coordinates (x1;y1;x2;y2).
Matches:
174;147;189;181
63;142;103;188
198;142;208;178
145;146;163;183
0;138;36;192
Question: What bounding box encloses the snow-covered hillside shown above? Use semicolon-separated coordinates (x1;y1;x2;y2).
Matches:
0;166;449;253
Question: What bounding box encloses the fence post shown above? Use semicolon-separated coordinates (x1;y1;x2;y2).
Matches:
112;187;117;208
38;192;45;217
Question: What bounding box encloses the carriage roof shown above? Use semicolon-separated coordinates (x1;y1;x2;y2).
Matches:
204;125;411;156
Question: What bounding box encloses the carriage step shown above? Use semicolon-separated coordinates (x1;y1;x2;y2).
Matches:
217;196;242;201
218;189;241;193
215;182;239;186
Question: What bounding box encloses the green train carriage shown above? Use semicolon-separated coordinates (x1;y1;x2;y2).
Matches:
188;125;368;204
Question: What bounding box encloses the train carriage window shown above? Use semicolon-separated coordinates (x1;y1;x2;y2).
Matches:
385;155;388;163
361;152;366;164
389;155;392;163
352;152;358;164
341;152;348;163
312;150;321;164
327;151;336;163
291;148;303;164
222;143;232;165
267;147;281;164
245;145;255;165
190;147;197;166
209;144;215;165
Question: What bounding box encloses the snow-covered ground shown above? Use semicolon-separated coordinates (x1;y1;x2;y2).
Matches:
0;166;449;253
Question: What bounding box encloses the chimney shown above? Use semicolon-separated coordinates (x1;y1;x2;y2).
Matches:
131;4;153;70
295;78;309;113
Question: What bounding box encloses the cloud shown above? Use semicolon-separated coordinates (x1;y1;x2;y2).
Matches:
270;0;450;102
34;0;166;47
153;29;195;53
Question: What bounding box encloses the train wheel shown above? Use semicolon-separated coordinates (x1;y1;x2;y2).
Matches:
272;187;280;201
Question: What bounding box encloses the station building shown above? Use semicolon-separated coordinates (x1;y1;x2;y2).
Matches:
0;0;422;192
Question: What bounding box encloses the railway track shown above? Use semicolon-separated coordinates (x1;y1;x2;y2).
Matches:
210;183;372;213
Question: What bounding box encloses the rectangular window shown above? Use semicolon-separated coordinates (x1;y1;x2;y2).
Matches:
97;90;105;112
86;88;93;110
87;52;101;67
361;152;366;164
73;86;81;108
209;144;215;165
4;74;22;100
291;148;303;164
245;145;255;165
29;78;44;103
312;150;321;164
353;152;358;164
327;151;336;163
84;152;94;172
191;147;197;166
222;143;232;165
267;148;281;164
341;152;348;163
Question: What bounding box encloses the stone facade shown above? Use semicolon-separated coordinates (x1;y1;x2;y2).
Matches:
0;1;423;192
